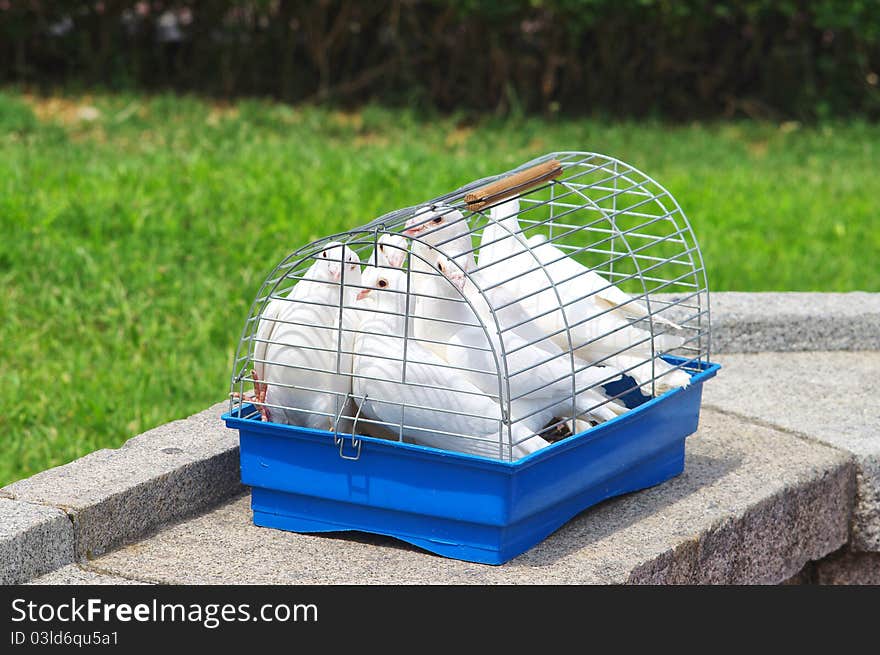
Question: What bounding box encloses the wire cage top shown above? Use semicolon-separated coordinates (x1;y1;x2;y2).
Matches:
230;152;711;462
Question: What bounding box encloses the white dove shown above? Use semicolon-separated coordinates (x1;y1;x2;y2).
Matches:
367;233;409;269
403;205;476;273
352;265;549;460
476;197;690;394
401;208;477;354
252;241;362;431
415;250;626;437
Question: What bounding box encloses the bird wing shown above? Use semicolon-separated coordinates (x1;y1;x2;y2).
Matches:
261;283;355;428
253;297;286;382
532;237;683;329
590;286;683;330
353;318;548;458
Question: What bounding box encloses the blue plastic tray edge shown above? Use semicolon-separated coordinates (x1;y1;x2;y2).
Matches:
222;356;720;470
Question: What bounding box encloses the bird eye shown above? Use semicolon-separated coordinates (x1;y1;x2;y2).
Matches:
432;217;443;224
378;279;388;288
436;261;445;272
321;251;326;258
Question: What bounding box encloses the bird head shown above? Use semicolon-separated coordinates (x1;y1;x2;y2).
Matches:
357;265;407;304
316;241;361;282
376;233;408;269
403;205;466;244
432;252;467;293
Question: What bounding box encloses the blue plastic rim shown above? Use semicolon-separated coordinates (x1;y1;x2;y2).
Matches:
223;357;720;565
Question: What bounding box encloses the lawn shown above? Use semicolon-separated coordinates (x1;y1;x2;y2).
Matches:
1;89;878;486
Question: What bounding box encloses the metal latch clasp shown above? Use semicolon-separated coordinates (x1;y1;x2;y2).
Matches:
332;394;366;461
336;434;362;461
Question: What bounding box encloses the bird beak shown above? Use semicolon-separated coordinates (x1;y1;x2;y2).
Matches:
387;252;405;268
449;273;466;292
356;289;371;301
403;224;425;237
329;267;341;282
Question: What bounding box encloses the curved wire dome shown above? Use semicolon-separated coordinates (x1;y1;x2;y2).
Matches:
230;152;711;462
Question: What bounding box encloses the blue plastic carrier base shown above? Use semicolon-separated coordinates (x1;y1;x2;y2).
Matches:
223;357;719;565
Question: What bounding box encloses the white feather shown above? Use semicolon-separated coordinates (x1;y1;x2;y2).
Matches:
256;242;362;430
413;250;626;435
352;267;549;460
477;198;690;394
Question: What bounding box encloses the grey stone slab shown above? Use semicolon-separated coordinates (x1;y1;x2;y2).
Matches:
814;549;880;585
0;498;74;584
711;292;880;353
702;351;880;551
88;409;852;585
1;402;242;560
27;564;151;585
659;292;880;354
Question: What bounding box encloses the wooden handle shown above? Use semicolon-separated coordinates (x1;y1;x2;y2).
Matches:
465;159;563;211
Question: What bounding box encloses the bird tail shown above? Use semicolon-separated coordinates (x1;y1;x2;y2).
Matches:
510;424;551;458
592;291;683;331
626;305;682;330
566;400;627;433
562;388;627;424
610;355;691;396
653;367;692;394
654;331;686;352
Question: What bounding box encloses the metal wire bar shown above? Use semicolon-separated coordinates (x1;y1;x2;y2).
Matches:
245;374;504;425
492;243;702;324
405;163;648;257
561;177;658;394
245;319;495;354
440;171;671;266
250;397;507;444
473;216;691;294
250;352;502;398
492;258;702;345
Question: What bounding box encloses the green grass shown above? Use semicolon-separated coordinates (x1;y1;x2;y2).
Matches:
1;89;878;486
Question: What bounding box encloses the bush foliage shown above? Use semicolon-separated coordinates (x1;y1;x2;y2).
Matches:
2;1;879;119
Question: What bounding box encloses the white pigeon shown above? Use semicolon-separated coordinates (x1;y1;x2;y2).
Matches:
476;197;690;395
367;233;409;269
414;250;626;437
402;204;494;354
403;205;476;273
252;241;362;431
352;265;549;460
400;209;472;354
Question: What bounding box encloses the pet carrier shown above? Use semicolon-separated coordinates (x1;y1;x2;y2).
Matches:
223;152;719;565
